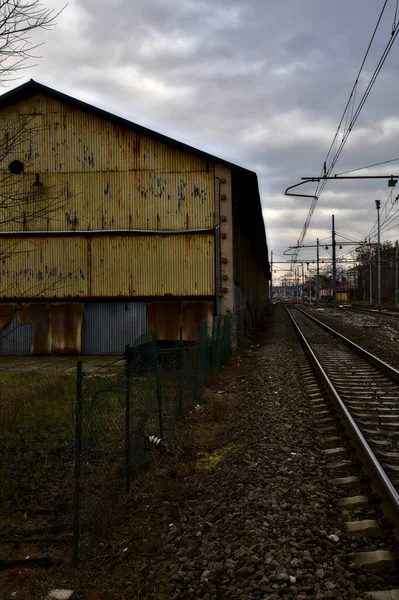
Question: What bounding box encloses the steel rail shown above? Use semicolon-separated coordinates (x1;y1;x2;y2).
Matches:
284;304;399;535
293;305;399;383
343;305;399;319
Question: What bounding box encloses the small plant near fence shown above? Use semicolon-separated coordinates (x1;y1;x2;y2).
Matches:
73;314;232;567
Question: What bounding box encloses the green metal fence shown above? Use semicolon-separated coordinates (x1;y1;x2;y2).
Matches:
73;314;233;567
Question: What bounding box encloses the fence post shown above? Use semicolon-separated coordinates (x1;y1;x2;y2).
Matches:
178;326;184;416
73;361;83;569
151;337;163;438
125;345;132;493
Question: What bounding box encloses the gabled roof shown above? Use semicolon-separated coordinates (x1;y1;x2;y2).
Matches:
0;79;270;277
0;79;254;175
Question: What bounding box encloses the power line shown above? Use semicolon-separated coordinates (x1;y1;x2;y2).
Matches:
335;156;399;175
290;1;397;265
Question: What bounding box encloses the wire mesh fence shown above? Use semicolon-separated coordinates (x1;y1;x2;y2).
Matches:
73;313;233;566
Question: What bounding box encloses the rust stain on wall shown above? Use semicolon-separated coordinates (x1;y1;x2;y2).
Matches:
19;302;84;354
0;303;16;329
51;303;84;354
148;301;214;341
19;303;51;354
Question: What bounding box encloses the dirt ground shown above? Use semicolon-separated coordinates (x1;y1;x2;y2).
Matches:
2;305;399;599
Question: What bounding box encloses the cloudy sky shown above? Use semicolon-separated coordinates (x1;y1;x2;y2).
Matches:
14;0;399;276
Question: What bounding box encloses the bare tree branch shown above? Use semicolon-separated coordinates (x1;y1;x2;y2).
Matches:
0;0;65;82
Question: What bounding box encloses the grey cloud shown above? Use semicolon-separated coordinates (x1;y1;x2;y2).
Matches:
23;0;399;264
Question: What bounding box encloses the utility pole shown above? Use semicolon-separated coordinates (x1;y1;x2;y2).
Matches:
369;264;372;305
270;250;273;303
376;200;381;308
316;238;320;307
332;215;337;313
301;263;304;303
395;240;398;309
296;268;299;300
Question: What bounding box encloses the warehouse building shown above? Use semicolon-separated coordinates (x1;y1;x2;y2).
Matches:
0;80;270;355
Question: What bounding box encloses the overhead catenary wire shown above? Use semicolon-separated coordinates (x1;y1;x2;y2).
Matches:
336;157;399;175
290;0;397;266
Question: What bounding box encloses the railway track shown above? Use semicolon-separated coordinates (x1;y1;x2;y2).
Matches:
343;305;399;319
285;304;399;595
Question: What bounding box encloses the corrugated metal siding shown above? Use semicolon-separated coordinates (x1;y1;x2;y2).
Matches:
91;234;215;297
0;310;34;355
82;302;147;355
0;95;215;232
0;234;214;298
0;237;88;298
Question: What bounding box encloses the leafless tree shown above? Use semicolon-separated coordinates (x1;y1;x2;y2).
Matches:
0;1;67;347
0;0;64;82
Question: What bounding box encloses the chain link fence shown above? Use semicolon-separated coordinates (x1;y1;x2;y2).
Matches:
73;313;233;566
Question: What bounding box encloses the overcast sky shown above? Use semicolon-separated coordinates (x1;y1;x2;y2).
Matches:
14;0;399;276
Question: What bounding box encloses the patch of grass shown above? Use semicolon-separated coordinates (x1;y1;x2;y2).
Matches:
195;442;241;471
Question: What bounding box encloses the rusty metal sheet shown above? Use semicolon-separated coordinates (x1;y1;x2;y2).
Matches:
0;96;215;232
51;302;84;354
19;302;51;354
147;301;214;341
0;237;88;298
0;303;16;328
0;308;34;355
0;234;214;299
91;234;215;297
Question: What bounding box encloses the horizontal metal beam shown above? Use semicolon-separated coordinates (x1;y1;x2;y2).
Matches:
0;228;215;238
302;175;398;181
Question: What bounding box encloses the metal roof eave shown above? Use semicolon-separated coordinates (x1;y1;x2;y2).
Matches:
0;79;256;177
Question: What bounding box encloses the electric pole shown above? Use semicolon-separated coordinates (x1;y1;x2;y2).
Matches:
376;200;381;308
332;215;337;313
270;250;273;302
316;238;320;307
395;240;398;309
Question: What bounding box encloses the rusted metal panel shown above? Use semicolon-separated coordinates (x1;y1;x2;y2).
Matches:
19;303;51;353
0;237;88;298
53;170;214;231
91;234;215;297
0;234;214;299
0;308;34;355
0;96;215;232
147;301;214;341
51;302;84;354
82;301;147;355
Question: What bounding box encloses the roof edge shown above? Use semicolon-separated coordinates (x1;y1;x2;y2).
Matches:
0;79;256;176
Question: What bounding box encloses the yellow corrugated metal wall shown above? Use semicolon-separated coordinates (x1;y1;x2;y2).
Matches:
0;235;214;298
0;95;215;232
0;94;216;299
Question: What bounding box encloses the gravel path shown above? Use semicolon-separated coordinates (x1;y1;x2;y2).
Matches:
131;303;399;599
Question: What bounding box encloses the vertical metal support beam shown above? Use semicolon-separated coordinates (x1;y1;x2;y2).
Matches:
370;263;372;306
215;165;233;316
376;200;381;308
316;238;320;307
395;240;398;309
332;215;337;313
270;250;273;302
301;263;304;302
125;345;131;494
73;360;83;569
296;268;299;300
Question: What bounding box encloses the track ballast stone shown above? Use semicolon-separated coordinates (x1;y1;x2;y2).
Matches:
133;304;399;599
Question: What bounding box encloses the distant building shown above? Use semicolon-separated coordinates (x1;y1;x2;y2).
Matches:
0;80;270;355
320;282;355;302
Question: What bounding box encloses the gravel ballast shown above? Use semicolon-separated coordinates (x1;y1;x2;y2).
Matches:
125;303;399;599
15;303;399;599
